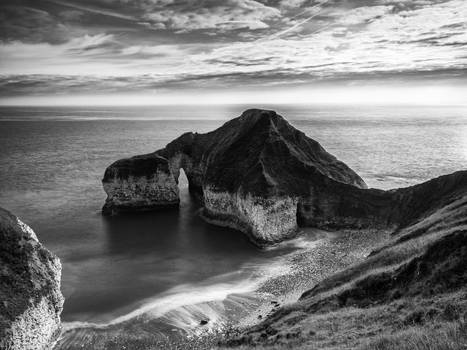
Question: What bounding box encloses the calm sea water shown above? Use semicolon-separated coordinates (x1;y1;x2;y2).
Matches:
0;105;466;325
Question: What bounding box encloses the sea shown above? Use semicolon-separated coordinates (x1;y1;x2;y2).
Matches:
0;104;466;337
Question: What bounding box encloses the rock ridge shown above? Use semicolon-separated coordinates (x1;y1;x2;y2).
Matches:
223;169;467;348
102;109;370;245
102;109;465;246
0;207;64;350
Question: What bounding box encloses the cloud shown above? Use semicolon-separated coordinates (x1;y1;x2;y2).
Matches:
183;0;467;84
278;0;309;10
141;0;281;32
330;5;394;26
0;0;466;100
0;6;72;44
59;9;85;21
45;0;136;21
1;67;466;101
66;34;120;55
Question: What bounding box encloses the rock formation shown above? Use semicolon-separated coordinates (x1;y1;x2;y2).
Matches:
225;170;467;348
102;109;369;245
102;154;180;215
0;207;64;350
102;108;467;246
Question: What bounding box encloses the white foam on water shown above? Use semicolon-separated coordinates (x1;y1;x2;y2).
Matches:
60;282;255;332
61;248;298;333
111;279;257;325
60;229;332;336
159;293;260;335
262;231;327;252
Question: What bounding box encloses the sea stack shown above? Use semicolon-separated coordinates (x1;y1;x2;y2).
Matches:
103;109;371;245
102;154;180;215
0;207;64;350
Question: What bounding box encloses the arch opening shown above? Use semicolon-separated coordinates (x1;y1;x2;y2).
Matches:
177;168;189;191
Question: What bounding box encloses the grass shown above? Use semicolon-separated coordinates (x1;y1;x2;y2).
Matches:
219;292;467;350
361;320;467;350
219;320;467;350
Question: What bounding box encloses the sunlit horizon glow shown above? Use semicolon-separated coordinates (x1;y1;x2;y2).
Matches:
1;84;467;107
1;0;466;106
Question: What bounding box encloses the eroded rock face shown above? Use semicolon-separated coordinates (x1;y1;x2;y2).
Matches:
0;207;64;350
102;109;369;245
102;154;180;215
224;170;467;348
202;188;299;245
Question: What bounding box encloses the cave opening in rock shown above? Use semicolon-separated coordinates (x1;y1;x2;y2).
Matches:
177;168;189;191
176;168;193;209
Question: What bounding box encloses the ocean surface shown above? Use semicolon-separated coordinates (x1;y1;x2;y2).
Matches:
0;105;466;329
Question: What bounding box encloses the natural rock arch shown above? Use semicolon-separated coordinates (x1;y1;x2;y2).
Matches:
102;109;406;246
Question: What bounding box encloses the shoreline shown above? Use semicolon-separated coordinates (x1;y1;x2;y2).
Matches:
54;227;391;349
238;228;391;328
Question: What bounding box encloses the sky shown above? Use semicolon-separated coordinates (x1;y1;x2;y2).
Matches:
0;0;466;105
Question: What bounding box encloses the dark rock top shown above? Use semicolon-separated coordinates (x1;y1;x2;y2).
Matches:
0;207;63;350
102;109;370;243
391;169;467;228
104;108;366;196
157;109;367;196
303;171;467;300
104;154;171;181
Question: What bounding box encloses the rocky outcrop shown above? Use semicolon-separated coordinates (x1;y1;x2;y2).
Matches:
300;172;467;307
0;207;64;350
102;109;368;245
102;154;180;215
102;108;467;246
224;170;467;348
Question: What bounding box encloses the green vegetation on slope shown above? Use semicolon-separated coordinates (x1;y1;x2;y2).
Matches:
223;172;467;349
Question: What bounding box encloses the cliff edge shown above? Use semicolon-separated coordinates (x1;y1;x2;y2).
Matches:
223;170;467;349
0;207;64;350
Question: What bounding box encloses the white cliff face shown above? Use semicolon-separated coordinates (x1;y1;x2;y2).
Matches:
103;154;300;245
103;170;180;214
202;187;298;245
0;208;64;350
5;297;62;350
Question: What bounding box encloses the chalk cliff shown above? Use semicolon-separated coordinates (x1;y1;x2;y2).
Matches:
102;109;369;245
102;154;180;215
225;170;467;349
0;207;64;350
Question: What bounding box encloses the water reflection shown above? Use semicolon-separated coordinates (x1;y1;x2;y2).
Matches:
62;184;261;323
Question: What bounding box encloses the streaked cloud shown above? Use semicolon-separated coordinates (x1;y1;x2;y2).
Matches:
0;0;466;103
142;0;281;32
0;6;73;44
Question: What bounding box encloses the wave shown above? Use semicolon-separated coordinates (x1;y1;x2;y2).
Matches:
57;231;325;350
61;256;290;330
62;279;259;333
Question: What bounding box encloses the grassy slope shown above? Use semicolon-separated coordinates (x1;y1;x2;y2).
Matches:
222;182;467;349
